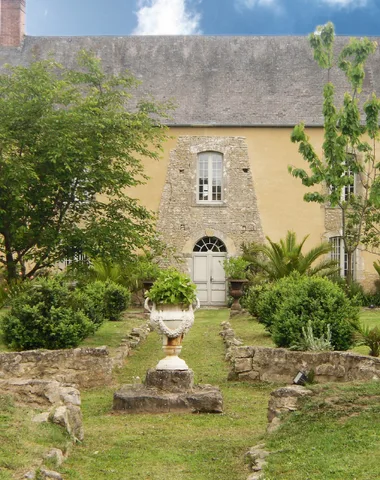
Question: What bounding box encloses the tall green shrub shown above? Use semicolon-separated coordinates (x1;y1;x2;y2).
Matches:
257;273;359;351
103;281;131;321
2;278;94;350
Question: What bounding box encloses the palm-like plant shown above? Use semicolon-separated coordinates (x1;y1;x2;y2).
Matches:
247;231;339;280
89;258;124;284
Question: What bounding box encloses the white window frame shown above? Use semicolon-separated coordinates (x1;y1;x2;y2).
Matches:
328;155;357;203
329;236;355;279
342;160;356;202
197;151;223;204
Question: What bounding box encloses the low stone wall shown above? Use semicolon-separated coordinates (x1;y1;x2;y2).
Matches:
0;346;113;388
220;321;380;384
230;345;380;383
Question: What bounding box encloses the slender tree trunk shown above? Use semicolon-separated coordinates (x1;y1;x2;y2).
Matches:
3;232;17;281
346;250;353;287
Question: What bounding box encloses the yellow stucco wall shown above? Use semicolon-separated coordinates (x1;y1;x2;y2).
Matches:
130;126;379;289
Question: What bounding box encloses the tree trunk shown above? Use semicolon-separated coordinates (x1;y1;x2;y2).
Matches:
346;250;353;287
3;232;17;281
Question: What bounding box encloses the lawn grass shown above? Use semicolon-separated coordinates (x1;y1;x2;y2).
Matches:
78;311;145;355
60;309;275;480
229;312;274;347
2;307;380;478
0;395;69;479
264;381;380;480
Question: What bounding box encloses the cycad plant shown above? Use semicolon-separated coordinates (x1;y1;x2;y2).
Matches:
246;231;339;280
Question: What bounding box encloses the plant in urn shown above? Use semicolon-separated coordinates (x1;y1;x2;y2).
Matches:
145;268;200;370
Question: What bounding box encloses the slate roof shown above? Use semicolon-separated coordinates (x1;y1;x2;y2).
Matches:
0;35;379;126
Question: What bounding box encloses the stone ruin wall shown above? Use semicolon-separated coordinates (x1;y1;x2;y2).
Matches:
0;346;113;388
230;345;380;384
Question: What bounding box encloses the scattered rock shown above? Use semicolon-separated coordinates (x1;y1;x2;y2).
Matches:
267;385;313;433
24;470;36;479
245;443;270;479
40;468;63;479
43;448;65;467
0;379;81;408
32;412;50;423
50;405;84;442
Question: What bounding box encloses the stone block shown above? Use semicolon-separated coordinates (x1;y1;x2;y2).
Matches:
234;357;252;373
315;363;345;378
233;346;254;358
145;368;194;393
238;371;260;381
113;384;223;414
185;386;223;413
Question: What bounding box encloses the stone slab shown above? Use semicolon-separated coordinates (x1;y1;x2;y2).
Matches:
113;384;223;414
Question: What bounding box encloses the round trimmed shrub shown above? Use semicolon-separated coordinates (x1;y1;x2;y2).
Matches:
75;280;107;327
2;278;94;350
257;273;360;351
243;282;272;318
103;280;131;321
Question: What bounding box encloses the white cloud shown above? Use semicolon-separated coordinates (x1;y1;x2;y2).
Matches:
133;0;202;35
235;0;283;14
320;0;368;7
44;9;48;17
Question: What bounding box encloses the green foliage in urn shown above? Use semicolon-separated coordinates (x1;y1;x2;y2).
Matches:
148;268;197;307
223;257;250;280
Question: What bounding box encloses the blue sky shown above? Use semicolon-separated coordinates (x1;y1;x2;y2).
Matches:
26;0;380;37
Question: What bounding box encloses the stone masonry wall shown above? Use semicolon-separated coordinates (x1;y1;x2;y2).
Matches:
0;346;113;388
157;136;264;257
230;345;380;383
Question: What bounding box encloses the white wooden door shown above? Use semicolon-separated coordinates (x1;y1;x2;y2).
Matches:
193;253;226;306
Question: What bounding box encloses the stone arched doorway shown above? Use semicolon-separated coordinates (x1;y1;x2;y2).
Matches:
192;236;227;306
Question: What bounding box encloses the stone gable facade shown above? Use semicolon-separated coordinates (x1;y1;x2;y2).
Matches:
157;135;264;258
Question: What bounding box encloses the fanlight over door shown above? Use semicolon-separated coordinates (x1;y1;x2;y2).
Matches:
192;237;227;306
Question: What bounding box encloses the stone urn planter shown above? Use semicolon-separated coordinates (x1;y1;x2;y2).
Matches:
142;279;155;292
144;298;200;370
228;279;247;311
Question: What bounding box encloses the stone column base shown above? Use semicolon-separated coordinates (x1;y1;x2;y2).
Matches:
113;369;223;414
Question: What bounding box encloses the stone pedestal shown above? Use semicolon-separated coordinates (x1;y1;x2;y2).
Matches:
113;369;223;414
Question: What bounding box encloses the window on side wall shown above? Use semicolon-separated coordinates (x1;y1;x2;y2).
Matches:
197;152;223;204
329;154;356;203
329;236;355;278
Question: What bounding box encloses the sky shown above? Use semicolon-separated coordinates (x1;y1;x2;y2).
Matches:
26;0;380;37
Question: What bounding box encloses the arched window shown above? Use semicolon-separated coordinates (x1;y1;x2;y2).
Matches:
193;236;227;252
197;152;223;203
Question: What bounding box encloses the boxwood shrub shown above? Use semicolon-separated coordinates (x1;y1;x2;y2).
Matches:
2;278;94;350
257;273;360;351
103;281;131;321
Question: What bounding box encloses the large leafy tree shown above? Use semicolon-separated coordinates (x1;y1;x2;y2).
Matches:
289;22;380;285
0;51;170;281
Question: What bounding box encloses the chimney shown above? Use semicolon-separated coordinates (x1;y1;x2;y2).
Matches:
0;0;25;47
